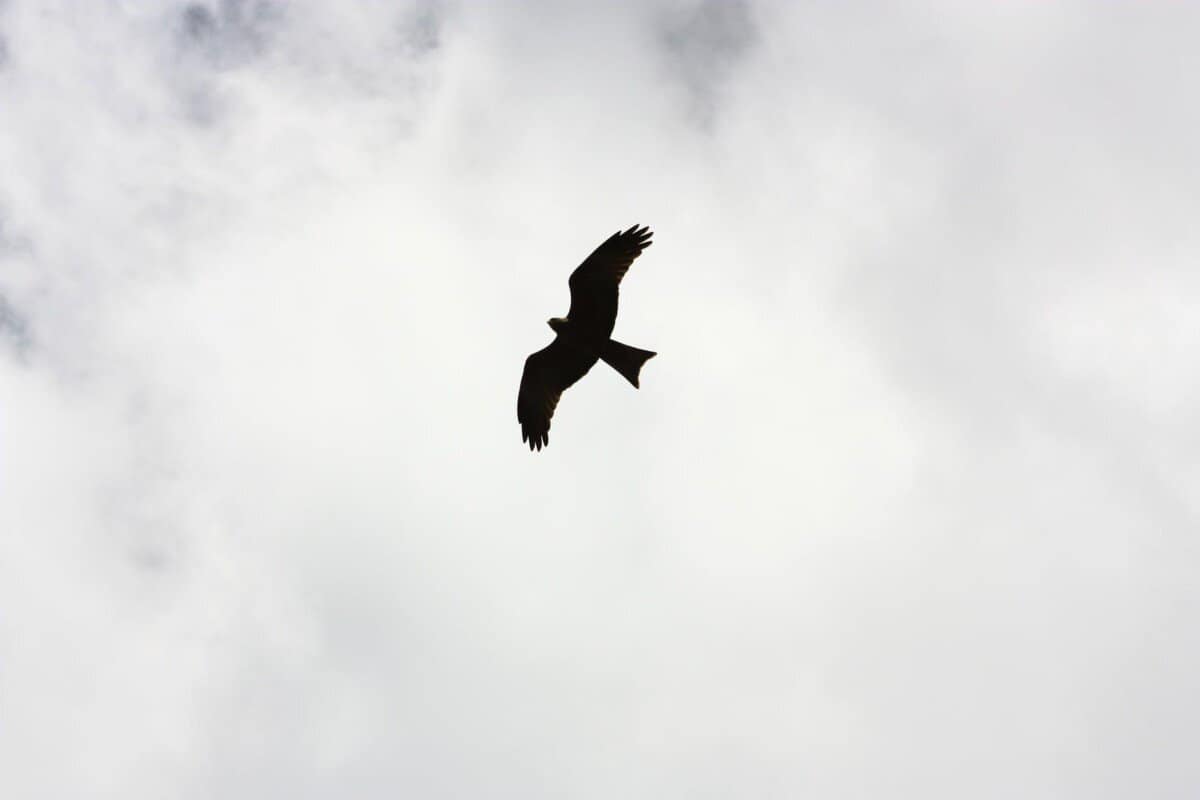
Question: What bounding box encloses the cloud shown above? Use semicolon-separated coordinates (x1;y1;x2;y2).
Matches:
659;0;757;130
2;2;1199;797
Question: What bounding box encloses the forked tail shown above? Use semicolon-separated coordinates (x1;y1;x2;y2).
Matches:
600;339;656;388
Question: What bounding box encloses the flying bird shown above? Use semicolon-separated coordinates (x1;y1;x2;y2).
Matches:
517;225;657;451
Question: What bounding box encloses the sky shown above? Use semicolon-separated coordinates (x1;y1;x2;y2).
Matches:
2;1;1200;797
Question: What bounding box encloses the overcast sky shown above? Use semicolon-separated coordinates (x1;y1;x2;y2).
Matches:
3;1;1200;797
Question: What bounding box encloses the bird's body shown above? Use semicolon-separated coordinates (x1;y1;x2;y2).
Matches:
517;225;656;451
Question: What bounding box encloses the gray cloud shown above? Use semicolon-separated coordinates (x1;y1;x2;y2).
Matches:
0;293;31;358
2;2;1199;797
178;0;281;68
659;0;756;130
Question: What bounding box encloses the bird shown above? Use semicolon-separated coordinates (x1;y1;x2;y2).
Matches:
517;224;657;451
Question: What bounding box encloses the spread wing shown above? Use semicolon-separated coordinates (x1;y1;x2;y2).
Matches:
517;337;599;451
567;224;653;337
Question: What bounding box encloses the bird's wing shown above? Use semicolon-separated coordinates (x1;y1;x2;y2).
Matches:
567;224;653;335
517;337;597;451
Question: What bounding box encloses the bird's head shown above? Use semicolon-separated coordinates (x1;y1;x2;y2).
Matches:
547;317;567;333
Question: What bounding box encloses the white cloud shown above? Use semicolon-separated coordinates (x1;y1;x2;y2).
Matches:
2;1;1199;796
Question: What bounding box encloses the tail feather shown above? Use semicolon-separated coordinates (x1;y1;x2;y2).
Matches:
600;339;656;388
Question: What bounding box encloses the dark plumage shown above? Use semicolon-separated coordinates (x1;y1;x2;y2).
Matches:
517;225;656;451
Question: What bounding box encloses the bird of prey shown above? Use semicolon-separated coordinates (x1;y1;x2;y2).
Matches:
517;225;656;451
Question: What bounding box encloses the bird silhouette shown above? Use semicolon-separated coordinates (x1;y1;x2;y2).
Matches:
517;225;656;451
